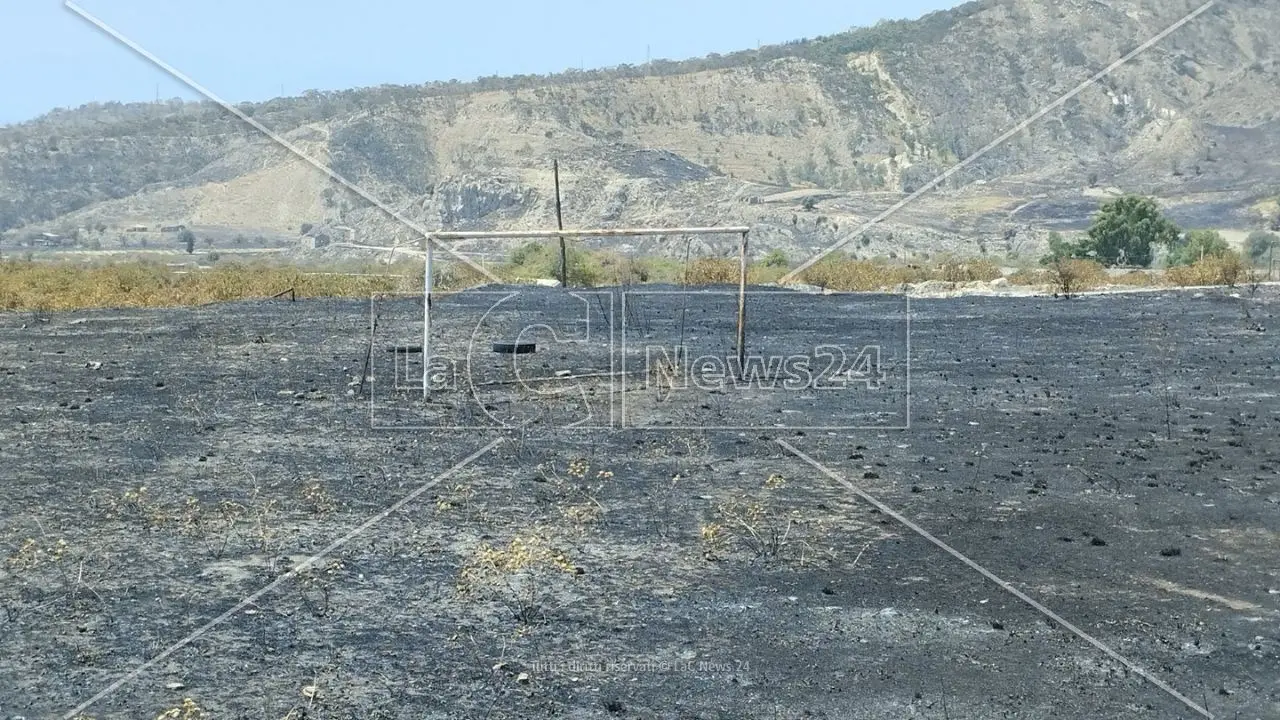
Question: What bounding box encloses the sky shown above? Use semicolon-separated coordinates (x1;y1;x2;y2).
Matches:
1;1;963;126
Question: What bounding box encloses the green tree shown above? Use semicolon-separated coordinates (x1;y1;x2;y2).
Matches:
1244;230;1278;264
504;241;599;286
180;229;195;255
761;249;790;268
773;161;790;187
1167;229;1230;267
1039;230;1082;265
1080;195;1180;267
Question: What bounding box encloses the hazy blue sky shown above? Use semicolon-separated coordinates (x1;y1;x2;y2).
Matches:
2;1;962;126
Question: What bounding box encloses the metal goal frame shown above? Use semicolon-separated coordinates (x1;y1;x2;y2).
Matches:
419;226;752;397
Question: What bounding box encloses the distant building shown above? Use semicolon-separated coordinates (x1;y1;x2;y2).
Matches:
300;234;330;250
160;224;187;233
126;224;149;233
32;232;65;247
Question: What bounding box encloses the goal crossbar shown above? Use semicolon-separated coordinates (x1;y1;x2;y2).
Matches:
427;226;750;241
419;225;751;398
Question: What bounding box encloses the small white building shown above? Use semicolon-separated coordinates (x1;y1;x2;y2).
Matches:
300;234;330;250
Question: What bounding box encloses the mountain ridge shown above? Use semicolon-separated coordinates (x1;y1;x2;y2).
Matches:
2;0;1278;262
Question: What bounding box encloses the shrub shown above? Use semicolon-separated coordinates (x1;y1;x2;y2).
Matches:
700;472;856;566
1109;269;1160;287
155;698;204;720
1166;252;1250;287
1007;267;1049;286
761;249;790;268
610;256;650;284
501;241;601;286
937;256;1001;282
507;241;543;267
563;257;603;287
1047;258;1105;298
433;261;489;290
594;253;679;286
1245;230;1278;264
800;257;925;291
685;257;741;285
1167;229;1230;267
456;532;578;624
1039;230;1081;265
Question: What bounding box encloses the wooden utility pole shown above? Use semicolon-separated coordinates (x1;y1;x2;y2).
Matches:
423;236;433;398
554;160;567;287
736;230;749;371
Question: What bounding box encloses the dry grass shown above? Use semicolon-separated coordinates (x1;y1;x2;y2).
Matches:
1006;268;1049;286
800;258;925;291
684;258;741;285
1108;270;1162;287
589;252;691;286
433;262;494;291
748;263;791;285
2;248;1262;315
942;195;1020;214
0;259;431;312
501;251;787;288
0;252;781;314
681;257;790;285
1009;264;1160;293
1044;259;1107;298
799;255;1000;291
593;253;657;285
937;257;1002;283
1166;253;1252;287
1251;197;1280;221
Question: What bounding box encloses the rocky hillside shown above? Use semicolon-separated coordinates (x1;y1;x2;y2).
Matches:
2;0;1278;262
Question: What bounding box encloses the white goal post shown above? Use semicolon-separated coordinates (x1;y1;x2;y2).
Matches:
419;226;752;397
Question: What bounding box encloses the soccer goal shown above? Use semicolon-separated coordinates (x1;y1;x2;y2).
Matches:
417;225;752;398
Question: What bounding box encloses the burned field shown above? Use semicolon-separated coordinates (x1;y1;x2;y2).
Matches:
1;285;1277;719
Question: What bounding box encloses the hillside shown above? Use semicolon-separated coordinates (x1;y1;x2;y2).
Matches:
2;0;1279;263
